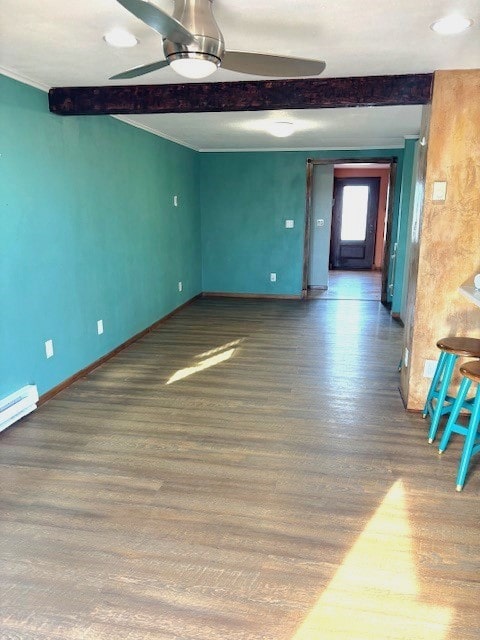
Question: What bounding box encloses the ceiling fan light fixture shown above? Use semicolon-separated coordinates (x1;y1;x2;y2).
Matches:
108;0;326;81
103;28;138;48
430;15;473;35
169;54;219;79
268;121;295;138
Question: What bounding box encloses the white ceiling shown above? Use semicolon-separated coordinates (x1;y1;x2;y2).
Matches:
1;0;479;151
115;106;424;151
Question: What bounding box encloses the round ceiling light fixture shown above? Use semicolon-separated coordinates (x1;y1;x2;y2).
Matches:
430;15;473;35
104;28;138;48
268;121;296;138
169;55;219;79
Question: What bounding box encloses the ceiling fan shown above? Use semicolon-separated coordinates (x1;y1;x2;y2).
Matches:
110;0;326;80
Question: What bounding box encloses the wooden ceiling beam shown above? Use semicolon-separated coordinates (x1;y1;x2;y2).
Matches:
48;73;433;116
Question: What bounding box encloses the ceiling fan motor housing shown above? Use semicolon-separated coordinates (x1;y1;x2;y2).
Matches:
163;0;225;67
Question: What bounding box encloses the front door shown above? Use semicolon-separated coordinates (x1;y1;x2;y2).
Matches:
330;177;380;270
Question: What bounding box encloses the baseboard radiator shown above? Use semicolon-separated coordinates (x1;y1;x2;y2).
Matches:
0;385;39;433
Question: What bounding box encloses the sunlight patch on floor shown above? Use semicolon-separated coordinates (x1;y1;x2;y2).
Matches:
166;347;236;385
195;339;243;359
292;480;452;640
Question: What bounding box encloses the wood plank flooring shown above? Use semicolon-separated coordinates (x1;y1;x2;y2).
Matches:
1;298;479;640
308;270;382;300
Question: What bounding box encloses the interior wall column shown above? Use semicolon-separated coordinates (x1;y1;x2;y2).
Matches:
401;69;480;410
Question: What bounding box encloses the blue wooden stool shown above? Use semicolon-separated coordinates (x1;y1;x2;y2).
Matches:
423;337;480;443
438;361;480;491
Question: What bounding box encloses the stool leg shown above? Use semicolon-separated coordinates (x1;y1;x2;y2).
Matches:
428;353;457;443
455;385;480;492
423;351;446;418
438;377;471;453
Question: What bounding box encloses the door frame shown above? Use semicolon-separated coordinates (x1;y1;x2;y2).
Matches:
302;156;398;305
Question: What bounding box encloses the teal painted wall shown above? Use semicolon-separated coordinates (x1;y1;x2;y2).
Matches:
200;152;305;295
200;148;404;296
0;74;201;397
391;138;418;314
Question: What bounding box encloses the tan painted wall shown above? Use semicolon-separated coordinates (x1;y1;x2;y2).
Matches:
334;167;391;269
401;70;480;410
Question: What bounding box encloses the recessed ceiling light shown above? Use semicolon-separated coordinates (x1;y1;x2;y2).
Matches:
104;28;139;48
430;15;473;35
268;121;295;138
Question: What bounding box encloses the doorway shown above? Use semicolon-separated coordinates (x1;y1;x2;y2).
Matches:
303;157;397;304
330;177;381;270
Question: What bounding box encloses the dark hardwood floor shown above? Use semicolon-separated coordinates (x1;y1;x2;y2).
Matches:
1;298;479;639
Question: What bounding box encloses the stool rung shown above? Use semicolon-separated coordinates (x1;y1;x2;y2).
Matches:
426;394;475;417
441;423;469;438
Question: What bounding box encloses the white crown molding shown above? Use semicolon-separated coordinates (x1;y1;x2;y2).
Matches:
0;65;49;92
198;145;404;153
112;116;199;150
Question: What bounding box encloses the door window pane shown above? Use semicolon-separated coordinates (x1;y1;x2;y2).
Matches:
340;185;369;241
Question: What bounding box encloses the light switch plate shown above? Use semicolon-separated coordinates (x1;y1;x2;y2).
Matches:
97;320;104;335
432;181;447;201
45;339;54;359
285;220;294;228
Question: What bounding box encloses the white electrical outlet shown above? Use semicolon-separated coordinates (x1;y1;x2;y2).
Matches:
45;339;54;359
285;220;294;228
97;319;104;335
178;281;183;292
317;219;325;227
173;195;178;207
423;359;438;378
270;273;277;282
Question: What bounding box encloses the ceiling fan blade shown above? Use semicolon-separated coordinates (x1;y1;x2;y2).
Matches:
222;51;326;77
116;0;195;44
109;59;169;80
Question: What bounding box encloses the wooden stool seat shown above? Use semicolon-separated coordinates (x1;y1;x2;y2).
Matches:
439;359;480;491
423;336;480;443
436;337;480;357
460;360;480;383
